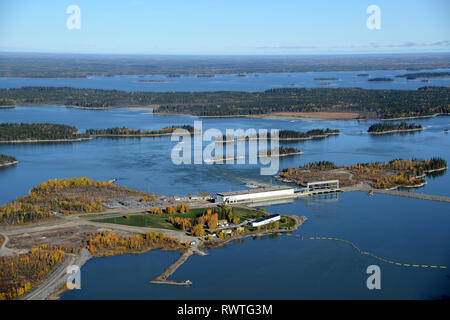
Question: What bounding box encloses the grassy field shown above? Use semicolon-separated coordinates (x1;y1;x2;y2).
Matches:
92;206;259;230
231;207;262;220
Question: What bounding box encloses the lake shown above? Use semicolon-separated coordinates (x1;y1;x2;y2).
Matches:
0;104;449;300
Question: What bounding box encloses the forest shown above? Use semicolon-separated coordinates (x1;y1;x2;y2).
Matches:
0;123;88;141
0;245;66;300
368;122;423;133
1;86;448;119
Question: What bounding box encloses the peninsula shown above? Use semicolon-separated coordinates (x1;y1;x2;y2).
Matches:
1;86;448;119
0;177;305;300
278;158;447;190
0;154;18;167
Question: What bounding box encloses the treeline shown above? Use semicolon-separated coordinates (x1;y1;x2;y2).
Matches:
368;122;423;133
0;154;16;165
86;125;194;136
0;123;87;141
0;86;448;119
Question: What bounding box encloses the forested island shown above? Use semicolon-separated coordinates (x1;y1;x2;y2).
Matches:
216;129;340;142
314;77;339;81
0;123;90;143
368;77;394;82
278;158;447;190
1;86;448;119
0;154;18;167
86;125;194;137
368;122;423;134
278;129;340;140
396;71;450;80
0;123;196;143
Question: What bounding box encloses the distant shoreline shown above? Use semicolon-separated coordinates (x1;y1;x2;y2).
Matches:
0;137;93;144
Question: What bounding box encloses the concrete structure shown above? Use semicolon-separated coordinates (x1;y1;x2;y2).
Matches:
216;186;295;204
250;214;281;227
306;180;339;191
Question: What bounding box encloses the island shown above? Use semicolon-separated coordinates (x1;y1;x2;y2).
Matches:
0;177;306;300
0;123;91;143
313;77;339;81
216;129;340;143
86;125;194;137
368;77;394;82
0;154;18;167
0;123;196;143
395;71;450;80
1;86;448;120
367;122;423;134
277;157;447;190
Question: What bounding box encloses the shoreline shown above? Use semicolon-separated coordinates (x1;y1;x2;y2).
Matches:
214;132;340;143
368;128;424;135
0;137;93;144
203;215;307;249
0;161;18;168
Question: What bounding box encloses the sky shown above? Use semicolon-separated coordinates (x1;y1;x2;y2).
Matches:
0;0;449;55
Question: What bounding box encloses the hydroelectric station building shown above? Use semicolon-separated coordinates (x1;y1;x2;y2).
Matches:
216;186;295;204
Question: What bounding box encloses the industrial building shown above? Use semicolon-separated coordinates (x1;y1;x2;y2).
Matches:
216;186;295;204
250;214;281;227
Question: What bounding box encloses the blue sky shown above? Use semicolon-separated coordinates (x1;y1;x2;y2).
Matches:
0;0;449;54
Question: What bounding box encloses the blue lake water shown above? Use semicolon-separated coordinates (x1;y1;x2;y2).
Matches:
1;68;450;92
0;106;449;299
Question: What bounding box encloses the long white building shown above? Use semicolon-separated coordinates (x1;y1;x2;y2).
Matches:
216;186;294;204
250;214;281;227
